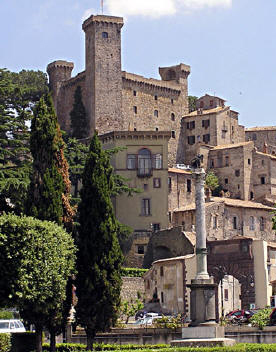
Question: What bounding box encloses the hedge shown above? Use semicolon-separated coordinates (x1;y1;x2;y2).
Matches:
121;268;148;278
40;344;276;352
0;333;11;352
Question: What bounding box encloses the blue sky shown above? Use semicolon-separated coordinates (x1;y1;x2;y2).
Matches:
1;0;276;128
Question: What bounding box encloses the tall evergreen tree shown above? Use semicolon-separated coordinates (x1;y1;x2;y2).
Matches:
75;132;123;350
70;86;88;139
26;94;75;351
26;94;74;231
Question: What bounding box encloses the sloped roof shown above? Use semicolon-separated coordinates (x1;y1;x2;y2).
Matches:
168;167;192;175
211;141;253;150
246;126;276;132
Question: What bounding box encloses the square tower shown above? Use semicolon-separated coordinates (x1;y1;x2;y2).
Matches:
82;15;124;135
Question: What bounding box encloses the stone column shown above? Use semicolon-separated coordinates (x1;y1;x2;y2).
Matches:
194;169;209;280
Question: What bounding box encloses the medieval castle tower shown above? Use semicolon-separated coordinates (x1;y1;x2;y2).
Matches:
47;14;191;166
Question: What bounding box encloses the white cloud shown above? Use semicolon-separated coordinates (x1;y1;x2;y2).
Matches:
105;0;232;18
106;0;176;18
82;8;96;21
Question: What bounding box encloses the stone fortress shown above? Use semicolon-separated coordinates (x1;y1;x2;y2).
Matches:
48;14;276;317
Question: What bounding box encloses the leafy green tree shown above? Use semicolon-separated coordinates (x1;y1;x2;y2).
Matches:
249;307;272;330
205;171;220;195
75;132;124;350
119;299;144;324
0;68;48;213
70;86;88;139
188;95;198;112
0;213;76;352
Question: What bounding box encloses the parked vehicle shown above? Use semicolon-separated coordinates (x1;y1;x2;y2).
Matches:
133;313;163;326
0;319;26;333
226;309;256;324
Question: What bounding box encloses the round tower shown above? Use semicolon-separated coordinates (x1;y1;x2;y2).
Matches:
47;60;74;110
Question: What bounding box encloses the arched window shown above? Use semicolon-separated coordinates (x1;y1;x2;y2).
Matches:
249;216;255;231
102;32;108;38
171;113;175;121
138;148;152;177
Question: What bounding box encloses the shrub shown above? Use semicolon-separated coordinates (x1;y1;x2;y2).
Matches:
121;268;148;278
0;333;11;352
249;308;272;329
0;310;14;319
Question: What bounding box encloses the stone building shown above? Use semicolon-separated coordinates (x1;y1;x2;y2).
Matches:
47;15;190;166
100;130;171;267
171;197;275;243
181;102;245;165
245;126;276;155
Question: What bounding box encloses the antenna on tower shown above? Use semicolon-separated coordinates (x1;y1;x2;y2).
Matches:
101;0;104;14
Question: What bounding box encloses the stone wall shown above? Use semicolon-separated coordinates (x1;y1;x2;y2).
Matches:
246;127;276;155
121;276;145;302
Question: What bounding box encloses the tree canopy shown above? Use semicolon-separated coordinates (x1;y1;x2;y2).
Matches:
0;213;76;352
70;85;88;139
0;68;48;213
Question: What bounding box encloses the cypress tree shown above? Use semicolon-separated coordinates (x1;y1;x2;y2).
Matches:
70;85;88;139
26;94;74;231
26;94;75;351
75;132;123;351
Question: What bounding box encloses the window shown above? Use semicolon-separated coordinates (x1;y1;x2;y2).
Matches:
161;291;164;303
225;156;229;167
133;106;137;114
138;148;152;176
249;216;255;230
168;211;172;223
213;216;217;229
154;95;158;101
210;159;214;168
102;32;108;38
182;221;185;230
224;289;229;301
188;135;195;145
187;121;195;129
171;130;176;138
262;160;265;166
153;178;161;188
127;154;136;169
153;153;162;169
133;90;137;96
202;120;210;128
235;169;240;177
250;191;254;200
171;113;175;121
168;177;172;192
137;245;145;254
233;216;238;229
261;176;266;184
237;184;240;190
241;244;248;253
160;266;164;276
154;110;158;117
155;127;158;131
197;135;201;142
203;134;210;143
260;217;265;231
171;99;174;105
225;178;228;184
248;158;251;165
143;184;148;191
153;223;160;232
187;179;191;192
141;198;151;216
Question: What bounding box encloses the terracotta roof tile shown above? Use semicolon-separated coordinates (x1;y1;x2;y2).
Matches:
211;141;253;150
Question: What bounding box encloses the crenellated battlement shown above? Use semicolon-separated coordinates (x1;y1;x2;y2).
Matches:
82;14;123;32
